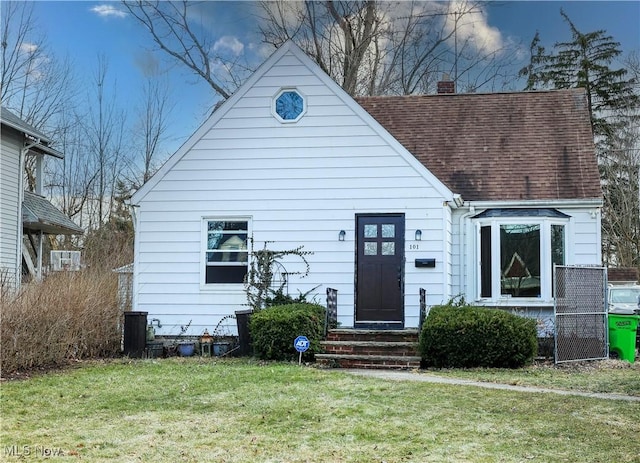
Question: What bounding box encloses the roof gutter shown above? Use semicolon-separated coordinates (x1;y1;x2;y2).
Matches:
447;193;464;209
465;198;603;209
23;133;63;159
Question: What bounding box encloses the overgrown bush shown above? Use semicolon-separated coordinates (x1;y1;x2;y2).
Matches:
249;303;325;361
1;269;122;376
419;302;538;368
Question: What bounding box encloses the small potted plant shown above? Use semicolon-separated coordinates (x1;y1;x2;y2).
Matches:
175;320;195;356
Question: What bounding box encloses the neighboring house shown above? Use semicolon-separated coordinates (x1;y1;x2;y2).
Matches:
1;107;83;292
130;42;602;336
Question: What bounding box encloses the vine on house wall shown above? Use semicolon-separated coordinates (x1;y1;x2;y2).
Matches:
244;239;313;312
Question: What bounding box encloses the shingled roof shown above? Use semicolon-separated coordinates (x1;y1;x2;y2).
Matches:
22;191;83;235
356;88;602;202
1;107;63;158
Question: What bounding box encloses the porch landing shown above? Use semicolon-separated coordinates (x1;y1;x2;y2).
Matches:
317;329;421;369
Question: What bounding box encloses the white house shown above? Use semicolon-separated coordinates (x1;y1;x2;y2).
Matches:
1;108;83;292
130;42;602;337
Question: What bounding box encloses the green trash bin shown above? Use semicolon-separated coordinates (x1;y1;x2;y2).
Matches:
608;309;639;363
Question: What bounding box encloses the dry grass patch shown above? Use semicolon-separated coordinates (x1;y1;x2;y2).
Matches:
1;270;121;375
422;358;640;395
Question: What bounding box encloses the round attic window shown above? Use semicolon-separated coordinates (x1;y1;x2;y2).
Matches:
274;89;305;122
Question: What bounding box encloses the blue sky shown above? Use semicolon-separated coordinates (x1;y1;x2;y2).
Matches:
29;1;640;156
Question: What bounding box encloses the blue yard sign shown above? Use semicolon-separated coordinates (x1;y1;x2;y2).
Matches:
294;335;310;366
294;336;310;353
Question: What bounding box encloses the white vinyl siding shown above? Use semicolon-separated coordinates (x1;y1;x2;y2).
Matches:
133;49;452;335
0;128;22;291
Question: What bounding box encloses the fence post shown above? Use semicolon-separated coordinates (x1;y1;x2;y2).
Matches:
325;288;338;336
419;288;427;332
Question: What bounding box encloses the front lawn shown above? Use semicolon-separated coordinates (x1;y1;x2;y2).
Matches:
1;359;639;462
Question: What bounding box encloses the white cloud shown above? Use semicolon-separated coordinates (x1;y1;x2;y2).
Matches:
445;1;503;55
90;4;127;19
18;43;48;81
213;36;244;57
20;43;38;54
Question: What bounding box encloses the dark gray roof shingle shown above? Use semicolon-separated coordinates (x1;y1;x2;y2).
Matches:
1;107;63;158
356;88;602;202
22;191;83;235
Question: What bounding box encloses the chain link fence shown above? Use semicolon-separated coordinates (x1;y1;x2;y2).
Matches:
554;265;607;363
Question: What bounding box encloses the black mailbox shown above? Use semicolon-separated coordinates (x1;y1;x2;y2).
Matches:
415;258;436;268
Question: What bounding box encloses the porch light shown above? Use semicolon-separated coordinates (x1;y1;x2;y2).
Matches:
415;230;422;241
338;230;346;241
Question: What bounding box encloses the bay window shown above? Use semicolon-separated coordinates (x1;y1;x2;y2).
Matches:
475;209;569;302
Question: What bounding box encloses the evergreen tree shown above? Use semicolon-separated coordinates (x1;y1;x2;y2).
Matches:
520;10;640;269
520;9;638;140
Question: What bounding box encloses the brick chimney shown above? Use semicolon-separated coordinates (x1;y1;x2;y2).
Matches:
437;73;455;94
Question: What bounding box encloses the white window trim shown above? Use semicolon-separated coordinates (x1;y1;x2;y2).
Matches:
200;216;252;291
272;88;307;124
474;217;569;305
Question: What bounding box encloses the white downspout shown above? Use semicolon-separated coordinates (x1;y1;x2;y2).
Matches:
37;230;44;281
35;153;45;280
458;204;476;301
35;153;43;195
129;202;139;311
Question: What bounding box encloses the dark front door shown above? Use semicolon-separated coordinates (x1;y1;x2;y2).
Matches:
355;214;404;328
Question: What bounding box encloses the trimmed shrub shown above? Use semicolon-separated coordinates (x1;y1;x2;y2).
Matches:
249;303;326;361
419;302;538;368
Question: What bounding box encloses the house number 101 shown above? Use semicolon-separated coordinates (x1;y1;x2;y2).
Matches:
409;244;419;250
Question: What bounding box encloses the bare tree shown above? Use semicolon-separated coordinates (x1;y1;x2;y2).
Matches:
258;0;521;96
1;1;43;104
122;0;254;103
47;109;97;249
128;76;174;186
601;51;640;269
601;123;640;269
123;1;520;99
1;1;77;192
84;55;126;228
1;2;75;127
259;0;383;95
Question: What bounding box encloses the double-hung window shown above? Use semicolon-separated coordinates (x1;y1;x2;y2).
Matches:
203;219;249;284
475;209;569;302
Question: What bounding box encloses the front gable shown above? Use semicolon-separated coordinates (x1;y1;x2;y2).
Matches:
132;41;453;206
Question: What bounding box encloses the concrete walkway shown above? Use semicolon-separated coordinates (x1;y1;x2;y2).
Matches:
345;369;640;402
